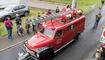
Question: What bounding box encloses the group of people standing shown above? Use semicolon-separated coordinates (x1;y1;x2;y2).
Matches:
3;7;60;40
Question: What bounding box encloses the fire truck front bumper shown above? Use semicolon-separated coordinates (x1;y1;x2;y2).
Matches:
18;52;37;60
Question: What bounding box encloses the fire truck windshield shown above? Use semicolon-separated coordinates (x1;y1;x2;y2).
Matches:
39;26;54;38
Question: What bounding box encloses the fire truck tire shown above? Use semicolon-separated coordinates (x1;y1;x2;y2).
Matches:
44;50;53;60
74;32;80;41
35;46;54;60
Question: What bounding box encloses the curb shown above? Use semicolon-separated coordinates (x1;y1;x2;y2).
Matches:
0;39;25;52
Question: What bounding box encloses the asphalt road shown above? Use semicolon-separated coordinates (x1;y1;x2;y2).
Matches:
0;6;105;60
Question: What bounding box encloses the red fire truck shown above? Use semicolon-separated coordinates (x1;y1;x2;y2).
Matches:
18;9;85;60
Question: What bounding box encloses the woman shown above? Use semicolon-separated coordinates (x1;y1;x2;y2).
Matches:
4;17;13;40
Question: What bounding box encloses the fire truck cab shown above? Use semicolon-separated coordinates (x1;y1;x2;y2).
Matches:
18;9;85;60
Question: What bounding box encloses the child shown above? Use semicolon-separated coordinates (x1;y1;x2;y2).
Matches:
18;25;24;36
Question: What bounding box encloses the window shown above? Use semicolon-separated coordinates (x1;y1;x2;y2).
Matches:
19;5;25;9
55;30;62;37
4;6;13;12
14;6;19;11
39;26;44;33
39;26;54;38
68;24;74;31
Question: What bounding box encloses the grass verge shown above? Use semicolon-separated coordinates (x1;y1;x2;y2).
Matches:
40;0;101;14
0;10;42;38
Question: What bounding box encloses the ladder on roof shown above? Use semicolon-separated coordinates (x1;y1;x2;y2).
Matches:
35;10;74;24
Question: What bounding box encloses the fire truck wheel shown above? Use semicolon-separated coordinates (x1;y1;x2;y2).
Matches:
74;32;80;41
44;50;53;60
35;46;54;60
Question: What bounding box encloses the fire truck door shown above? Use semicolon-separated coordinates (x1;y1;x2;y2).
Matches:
68;24;74;41
54;30;64;50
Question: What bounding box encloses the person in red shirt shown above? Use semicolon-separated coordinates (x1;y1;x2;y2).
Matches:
4;17;13;40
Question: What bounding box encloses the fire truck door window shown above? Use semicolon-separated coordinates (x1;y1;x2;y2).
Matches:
55;30;62;37
39;26;44;33
68;24;74;31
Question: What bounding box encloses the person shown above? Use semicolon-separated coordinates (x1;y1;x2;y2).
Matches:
95;48;101;60
98;12;102;21
67;4;72;10
46;9;52;16
25;18;30;34
100;47;105;60
15;14;22;35
101;0;105;6
55;6;60;13
4;17;13;40
37;13;41;18
31;16;36;34
93;15;99;29
93;13;102;29
0;24;1;36
18;25;24;36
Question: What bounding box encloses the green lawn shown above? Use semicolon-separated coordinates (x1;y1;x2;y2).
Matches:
40;0;101;14
0;10;42;38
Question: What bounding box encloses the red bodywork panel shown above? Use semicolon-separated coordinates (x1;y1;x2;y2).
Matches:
26;14;85;55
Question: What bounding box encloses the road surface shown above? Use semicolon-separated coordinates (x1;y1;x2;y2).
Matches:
0;6;105;60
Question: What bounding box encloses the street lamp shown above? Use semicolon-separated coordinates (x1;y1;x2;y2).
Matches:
72;0;77;10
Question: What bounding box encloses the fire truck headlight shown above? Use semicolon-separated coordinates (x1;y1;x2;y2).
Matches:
36;53;39;58
35;52;39;58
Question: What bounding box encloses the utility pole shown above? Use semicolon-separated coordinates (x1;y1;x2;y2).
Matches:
72;0;77;10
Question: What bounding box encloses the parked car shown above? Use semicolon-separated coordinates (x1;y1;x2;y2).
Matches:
0;4;30;21
0;5;6;10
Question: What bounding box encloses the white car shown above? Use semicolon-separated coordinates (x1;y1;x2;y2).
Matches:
0;4;30;21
